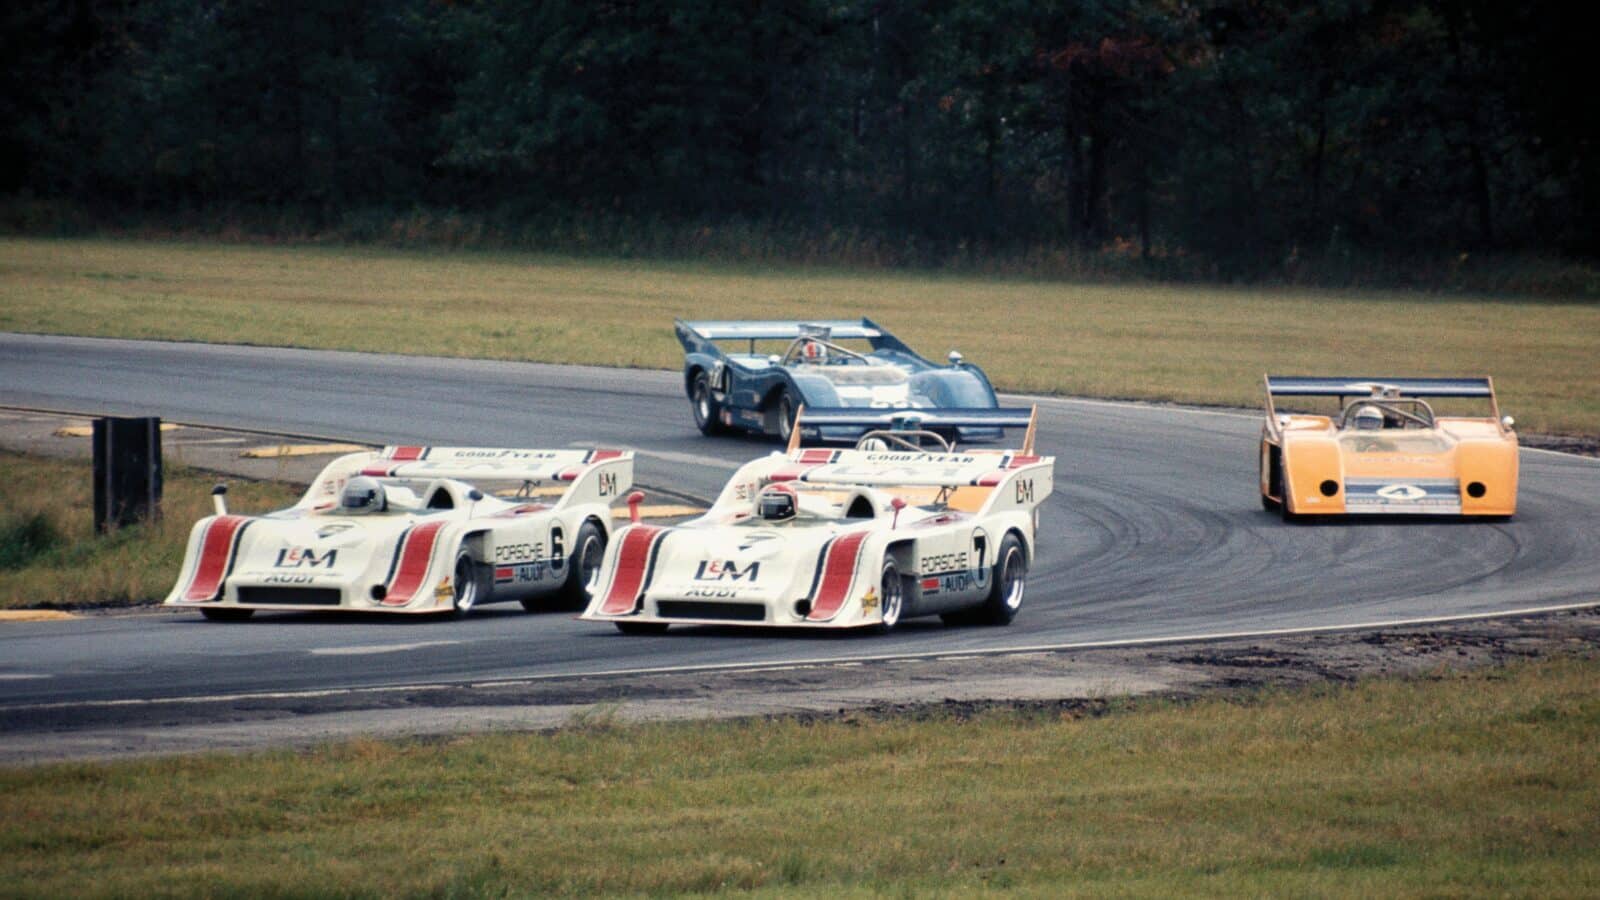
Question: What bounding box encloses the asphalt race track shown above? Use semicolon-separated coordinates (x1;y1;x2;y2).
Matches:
3;333;1599;714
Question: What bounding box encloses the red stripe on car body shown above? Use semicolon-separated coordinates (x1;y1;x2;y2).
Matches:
599;526;664;615
806;530;871;621
382;520;447;606
389;446;425;461
182;516;249;601
589;449;625;462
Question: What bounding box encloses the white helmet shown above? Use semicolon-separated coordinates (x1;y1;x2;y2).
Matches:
340;476;386;514
1353;405;1384;431
757;485;798;521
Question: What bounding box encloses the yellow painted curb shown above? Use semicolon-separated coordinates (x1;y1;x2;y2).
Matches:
54;423;181;438
0;609;78;622
240;443;371;458
614;505;705;519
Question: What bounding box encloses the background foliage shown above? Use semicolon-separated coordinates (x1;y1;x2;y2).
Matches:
3;0;1594;280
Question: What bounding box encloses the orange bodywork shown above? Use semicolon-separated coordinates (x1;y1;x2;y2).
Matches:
1259;377;1518;518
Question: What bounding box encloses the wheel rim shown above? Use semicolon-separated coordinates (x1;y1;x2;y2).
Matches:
453;556;476;612
693;378;710;427
1000;547;1025;610
577;534;603;594
881;569;903;626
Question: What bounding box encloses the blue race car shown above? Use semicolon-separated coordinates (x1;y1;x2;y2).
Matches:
675;319;1005;443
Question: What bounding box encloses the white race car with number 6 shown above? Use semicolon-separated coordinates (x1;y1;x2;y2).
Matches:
582;408;1053;633
165;446;632;620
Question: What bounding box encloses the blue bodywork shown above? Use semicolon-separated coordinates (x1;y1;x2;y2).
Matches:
676;318;1004;442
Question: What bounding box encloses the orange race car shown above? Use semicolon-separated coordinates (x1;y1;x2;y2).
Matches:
1259;376;1518;519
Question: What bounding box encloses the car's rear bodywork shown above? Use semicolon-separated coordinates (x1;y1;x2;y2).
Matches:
582;410;1054;632
1259;376;1518;518
676;319;1003;442
164;446;632;616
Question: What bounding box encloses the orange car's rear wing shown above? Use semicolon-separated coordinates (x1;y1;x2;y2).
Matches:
1264;375;1499;421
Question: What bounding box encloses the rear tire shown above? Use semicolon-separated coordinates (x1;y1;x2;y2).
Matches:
691;370;727;436
200;607;254;622
972;533;1026;626
616;621;669;635
545;520;606;610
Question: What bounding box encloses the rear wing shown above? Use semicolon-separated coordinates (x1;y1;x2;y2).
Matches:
303;447;632;510
675;318;915;355
792;405;1038;455
774;448;1052;489
1264;375;1499;420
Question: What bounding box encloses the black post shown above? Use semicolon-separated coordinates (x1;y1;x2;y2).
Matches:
92;417;164;533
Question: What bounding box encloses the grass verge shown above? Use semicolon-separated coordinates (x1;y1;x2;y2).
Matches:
0;451;300;609
2;654;1597;896
3;237;1598;435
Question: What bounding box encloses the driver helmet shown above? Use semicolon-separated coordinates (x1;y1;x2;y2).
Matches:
757;485;797;521
340;476;386;514
1353;405;1384;431
803;340;827;362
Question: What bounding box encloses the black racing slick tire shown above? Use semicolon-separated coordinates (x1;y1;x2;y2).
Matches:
972;533;1027;626
691;370;728;436
200;607;254;622
775;389;797;443
548;520;606;610
616;621;670;635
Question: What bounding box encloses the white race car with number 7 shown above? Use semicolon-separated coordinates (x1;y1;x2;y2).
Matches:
165;446;632;620
582;408;1053;633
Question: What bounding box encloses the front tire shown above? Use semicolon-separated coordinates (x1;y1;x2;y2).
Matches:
200;607;254;622
871;559;905;634
691;370;727;436
775;389;797;443
451;550;479;616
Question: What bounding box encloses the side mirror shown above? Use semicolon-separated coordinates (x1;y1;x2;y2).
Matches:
627;490;646;524
767;354;781;366
947;350;964;366
890;496;907;529
467;488;484;502
212;484;229;516
1500;415;1515;430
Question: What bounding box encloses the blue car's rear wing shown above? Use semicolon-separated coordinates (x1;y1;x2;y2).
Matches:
794;406;1038;454
675;318;916;356
1264;375;1500;419
799;407;1036;429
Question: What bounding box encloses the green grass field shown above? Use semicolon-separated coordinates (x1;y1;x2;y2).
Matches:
0;452;300;609
2;654;1596;896
3;237;1598;434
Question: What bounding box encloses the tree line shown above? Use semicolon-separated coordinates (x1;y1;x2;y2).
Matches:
4;0;1593;277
